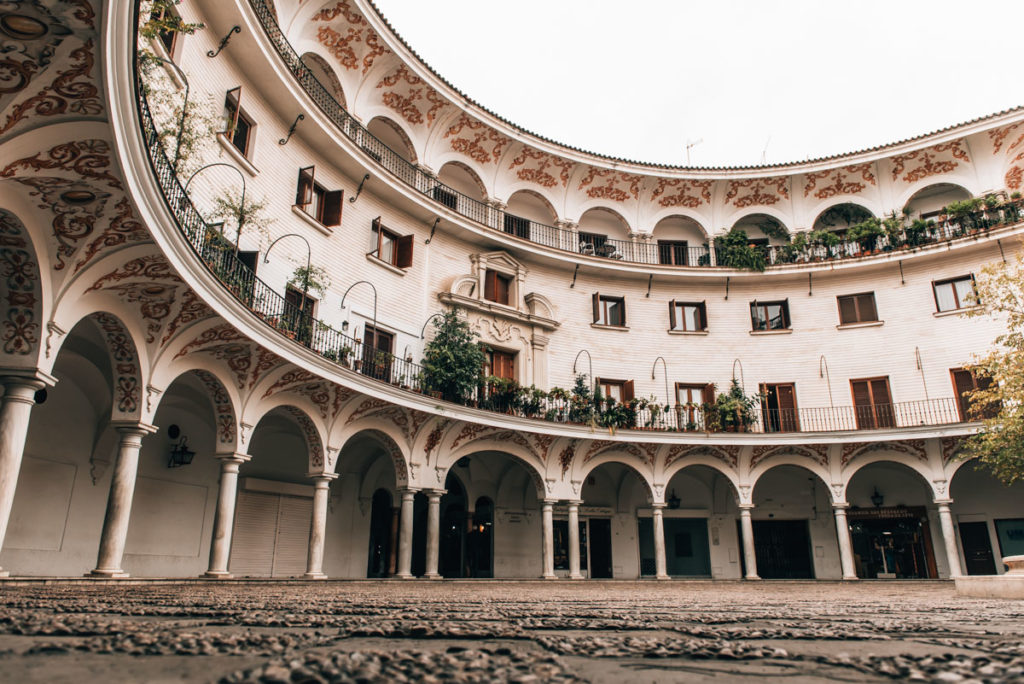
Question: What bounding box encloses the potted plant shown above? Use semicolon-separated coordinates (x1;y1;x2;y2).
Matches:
419;308;488;405
710;380;758;432
714;228;767;272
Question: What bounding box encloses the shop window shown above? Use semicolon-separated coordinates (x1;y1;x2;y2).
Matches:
224;87;255;158
850;376;894;429
750;300;790;331
295;166;343;227
669;300;707;331
658;240;688;266
933;275;976;312
484;269;512;306
593;293;626;327
371;217;414;269
837;292;878;324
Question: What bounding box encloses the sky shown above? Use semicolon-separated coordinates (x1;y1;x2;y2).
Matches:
371;0;1024;168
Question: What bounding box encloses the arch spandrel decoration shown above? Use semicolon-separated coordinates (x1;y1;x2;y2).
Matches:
0;210;44;366
88;311;144;420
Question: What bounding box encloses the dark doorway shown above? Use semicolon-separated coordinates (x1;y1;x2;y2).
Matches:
748;520;814;579
847;507;937;578
959;521;996;575
410;491;427;577
639;517;711;577
760;382;799;433
366;489;392;578
440;473;467;578
467;497;493;578
589;518;613;578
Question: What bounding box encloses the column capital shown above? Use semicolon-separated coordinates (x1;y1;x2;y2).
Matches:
0;367;58;389
215;451;251;464
109;421;158;437
566;499;583;508
738;503;755;511
651;502;667;510
425;488;446;499
542;498;559;506
308;472;339;484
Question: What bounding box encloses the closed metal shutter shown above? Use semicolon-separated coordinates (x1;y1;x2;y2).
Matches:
229;490;311;577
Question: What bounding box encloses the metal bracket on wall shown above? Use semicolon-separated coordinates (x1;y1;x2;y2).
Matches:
278;114;304;145
570;263;580;288
349;174;370;203
425;218;440;244
899;260;905;285
724;276;730;300
808;272;813;296
207;26;241;58
646;273;653;297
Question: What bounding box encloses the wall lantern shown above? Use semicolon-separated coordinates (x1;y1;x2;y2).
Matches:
166;425;195;468
871;487;884;508
667;489;681;510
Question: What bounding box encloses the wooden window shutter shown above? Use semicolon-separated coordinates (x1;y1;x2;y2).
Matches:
395;233;414;269
623;380;635;402
782;298;790;328
668;300;677;330
851;379;873;429
592;293;600;323
699;302;708;330
619;297;627;327
702;384;715;405
484;270;496;302
225;86;242;134
870;378;892;406
838;296;858;324
371;216;382;255
952;369;976;420
296;166;315;206
322;189;343;227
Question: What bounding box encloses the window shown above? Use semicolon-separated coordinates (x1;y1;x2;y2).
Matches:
150;3;181;57
669;300;707;331
295;166;343;227
933;275;976;312
750;300;790;331
579;231;608;255
432;185;458;210
837;293;878;325
484;269;512;306
850;377;894;429
284;286;317;342
371;217;414;269
658;241;689;266
592;293;626;327
362;325;393;380
597;378;634;404
760;382;798;432
484;349;516;381
675;383;714;429
951;368;998;421
503;213;530;239
224;87;255;157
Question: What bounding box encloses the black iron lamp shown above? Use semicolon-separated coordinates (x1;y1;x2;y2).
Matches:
871;487;884;508
167;432;195;468
667;489;681;510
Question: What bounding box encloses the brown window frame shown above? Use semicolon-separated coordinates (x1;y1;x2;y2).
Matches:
150;3;181;58
674;382;714;428
850;376;895;430
837;292;878;325
362;325;394;380
750;299;790;331
669;300;707;331
484;348;517;381
371;217;414;269
592;293;626;327
224;87;256;158
295;166;343;227
596;378;634;404
950;368;998;421
484;269;513;306
760;382;799;432
933;275;976;312
658;240;689;265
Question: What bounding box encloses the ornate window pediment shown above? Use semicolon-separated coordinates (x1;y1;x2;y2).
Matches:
440;251;558;331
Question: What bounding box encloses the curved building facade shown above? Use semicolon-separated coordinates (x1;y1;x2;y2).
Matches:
0;0;1022;581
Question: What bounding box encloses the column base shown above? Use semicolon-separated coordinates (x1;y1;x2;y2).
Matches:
541;574;558;580
302;572;328;580
655;574;671;581
744;575;762;581
842;575;860;581
568;573;583;580
202;571;233;579
88;569;129;578
396;573;414;580
423;573;442;580
0;570;9;578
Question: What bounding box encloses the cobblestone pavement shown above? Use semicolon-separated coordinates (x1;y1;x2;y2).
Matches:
0;581;1022;683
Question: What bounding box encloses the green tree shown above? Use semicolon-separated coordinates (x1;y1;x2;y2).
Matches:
962;249;1024;484
420;309;486;404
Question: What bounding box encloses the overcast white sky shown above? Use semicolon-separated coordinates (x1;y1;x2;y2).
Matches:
372;0;1024;167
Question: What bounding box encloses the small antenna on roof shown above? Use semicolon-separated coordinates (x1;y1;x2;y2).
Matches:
685;138;703;165
761;136;772;164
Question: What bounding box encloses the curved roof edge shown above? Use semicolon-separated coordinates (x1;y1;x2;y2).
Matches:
360;0;1024;174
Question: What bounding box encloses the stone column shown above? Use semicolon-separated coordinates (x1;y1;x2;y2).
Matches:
90;422;158;577
424;489;444;579
739;504;760;580
396;488;418;579
0;373;50;578
652;504;670;580
567;500;582;579
304;474;338;579
935;499;962;578
832;503;858;580
541;499;556;579
204;453;250;578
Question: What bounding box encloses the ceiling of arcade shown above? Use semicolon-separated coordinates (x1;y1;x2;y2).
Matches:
298;0;1024;230
0;0;989;500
